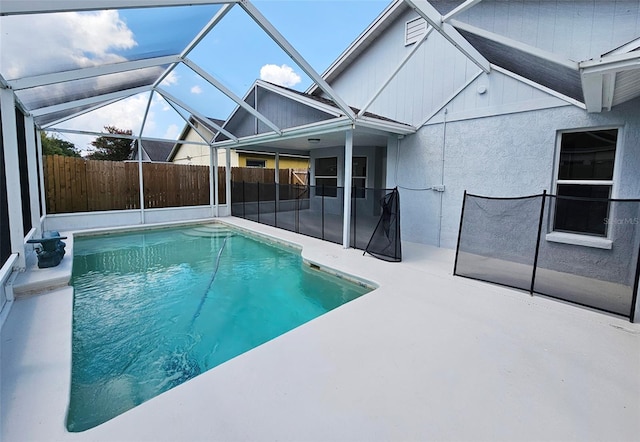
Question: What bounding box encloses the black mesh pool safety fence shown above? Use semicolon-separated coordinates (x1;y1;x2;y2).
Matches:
454;191;640;320
363;188;401;262
231;182;401;260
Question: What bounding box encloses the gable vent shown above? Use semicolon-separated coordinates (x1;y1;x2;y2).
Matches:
405;16;428;46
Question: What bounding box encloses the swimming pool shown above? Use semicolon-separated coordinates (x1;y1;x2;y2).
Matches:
67;224;371;432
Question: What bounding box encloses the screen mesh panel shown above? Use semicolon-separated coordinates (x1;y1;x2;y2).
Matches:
535;196;640;316
455;193;542;291
454;192;640;319
231;181;396;253
363;188;401;262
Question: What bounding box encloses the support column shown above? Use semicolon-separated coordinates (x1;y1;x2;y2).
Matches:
137;140;145;223
212;146;219;217
342;129;353;248
36;129;47;219
25;116;41;236
0;88;26;269
225;147;231;216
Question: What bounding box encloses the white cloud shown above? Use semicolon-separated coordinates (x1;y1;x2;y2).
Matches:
0;10;136;79
259;64;301;88
160;71;179;87
163;124;181;140
55;94;154;154
190;85;203;94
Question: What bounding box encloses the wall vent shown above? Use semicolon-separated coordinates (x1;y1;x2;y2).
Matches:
405;16;428;46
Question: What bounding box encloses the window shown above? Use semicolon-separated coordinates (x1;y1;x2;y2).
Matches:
315;157;337;197
352;156;367;198
405;17;428;46
553;129;617;237
246;159;266;168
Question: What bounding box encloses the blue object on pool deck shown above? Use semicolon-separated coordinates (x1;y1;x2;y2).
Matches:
26;230;68;268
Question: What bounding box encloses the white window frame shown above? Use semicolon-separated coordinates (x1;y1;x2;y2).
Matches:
352;156;367;199
315;156;338;198
546;126;623;249
246;158;266;168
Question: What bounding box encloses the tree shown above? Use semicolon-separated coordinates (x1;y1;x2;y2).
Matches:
41;132;80;157
86;126;134;161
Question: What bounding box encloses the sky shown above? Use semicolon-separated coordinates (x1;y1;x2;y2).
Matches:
0;0;390;154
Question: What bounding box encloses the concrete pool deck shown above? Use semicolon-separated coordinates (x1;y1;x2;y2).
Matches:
2;217;639;441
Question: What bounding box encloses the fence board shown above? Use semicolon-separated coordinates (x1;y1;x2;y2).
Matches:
44;155;303;214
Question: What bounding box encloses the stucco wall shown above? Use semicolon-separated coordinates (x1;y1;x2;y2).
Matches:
389;97;640;250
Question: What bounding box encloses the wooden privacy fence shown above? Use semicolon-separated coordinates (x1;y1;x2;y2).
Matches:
45;155;140;213
44;155;307;214
230;167;307;185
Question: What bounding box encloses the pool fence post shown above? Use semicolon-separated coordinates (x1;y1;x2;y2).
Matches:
274;182;277;227
630;218;640;322
351;186;357;248
452;190;467;276
321;184;325;240
275;153;279;226
257;182;260;223
242;181;246;219
530;190;547;295
295;184;299;233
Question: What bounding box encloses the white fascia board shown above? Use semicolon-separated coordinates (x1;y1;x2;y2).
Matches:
0;0;235;15
602;73;616;111
155;87;238;142
8;55;180;90
355;117;416;135
580;52;640;75
581;72;604;113
229;146;311;156
240;0;356;121
212;116;353;149
46;127;210;146
235;148;309;158
306;0;406;95
256;80;343;118
441;0;483;23
30;85;151;116
184;59;282;134
450;19;578;71
405;0;490;73
604;37;640;57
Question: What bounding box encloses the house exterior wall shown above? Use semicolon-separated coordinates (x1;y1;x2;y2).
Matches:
320;0;640;253
172;124;215;166
449;0;640;61
389;98;640;250
237;153;308;170
222;87;336;140
327;7;480;127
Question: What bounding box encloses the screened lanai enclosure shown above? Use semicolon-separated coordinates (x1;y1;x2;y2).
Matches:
0;0;416;296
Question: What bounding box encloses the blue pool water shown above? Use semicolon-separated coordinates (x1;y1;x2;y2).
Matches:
67;224;370;432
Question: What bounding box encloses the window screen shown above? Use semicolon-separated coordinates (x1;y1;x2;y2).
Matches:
315;157;337;197
554;129;617;237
